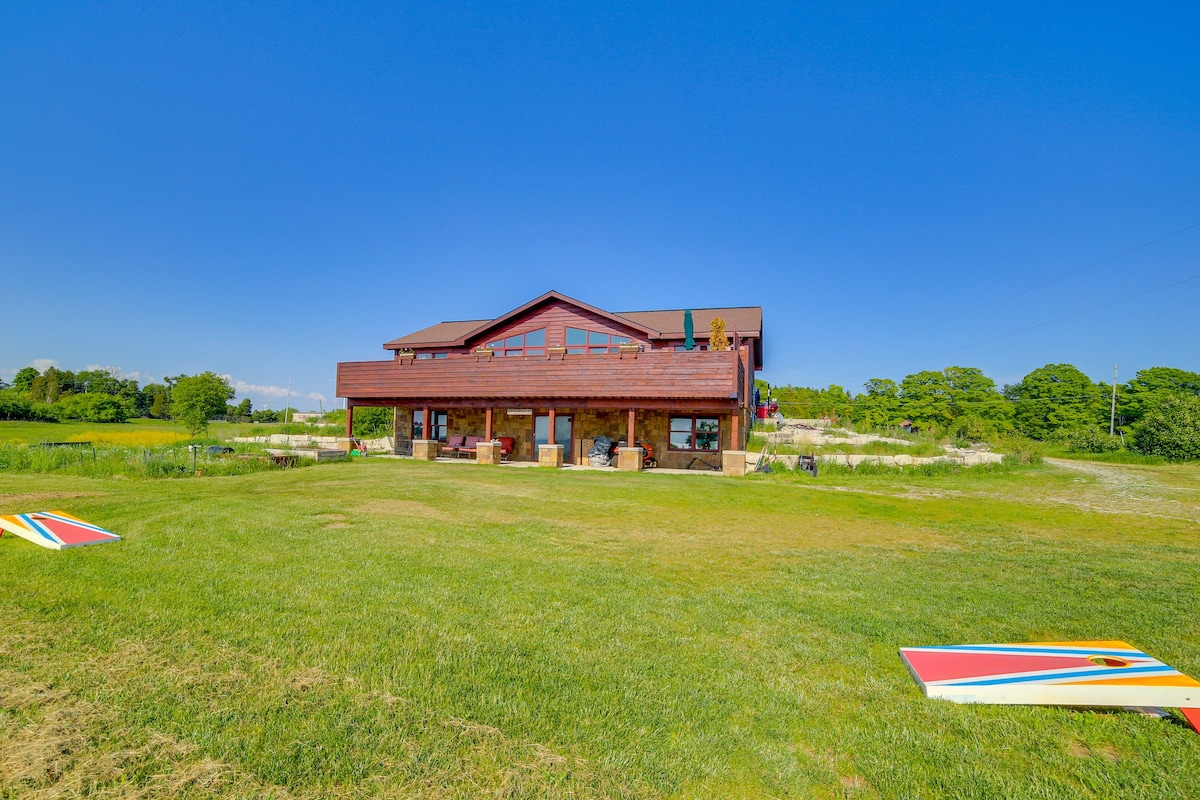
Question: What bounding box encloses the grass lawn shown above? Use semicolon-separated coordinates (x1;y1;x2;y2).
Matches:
1;458;1198;798
0;419;290;446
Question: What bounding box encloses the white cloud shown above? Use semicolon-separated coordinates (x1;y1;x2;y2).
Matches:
31;358;59;372
225;377;327;409
84;364;148;382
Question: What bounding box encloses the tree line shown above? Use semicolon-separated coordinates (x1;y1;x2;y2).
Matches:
0;366;291;432
760;363;1200;460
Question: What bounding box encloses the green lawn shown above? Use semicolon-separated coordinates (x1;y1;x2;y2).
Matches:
0;418;272;445
1;458;1198;798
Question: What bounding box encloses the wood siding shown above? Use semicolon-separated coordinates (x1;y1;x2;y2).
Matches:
338;349;742;404
462;299;650;350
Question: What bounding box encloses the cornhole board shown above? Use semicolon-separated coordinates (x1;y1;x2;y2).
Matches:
0;510;120;550
899;641;1200;733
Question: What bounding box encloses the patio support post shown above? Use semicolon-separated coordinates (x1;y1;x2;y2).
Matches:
345;402;354;438
423;406;431;439
627;408;636;447
731;407;740;450
485;407;493;440
548;408;556;445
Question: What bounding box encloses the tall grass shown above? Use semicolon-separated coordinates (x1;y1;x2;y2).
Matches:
0;442;317;478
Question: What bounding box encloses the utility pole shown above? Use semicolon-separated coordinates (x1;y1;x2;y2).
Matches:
1110;363;1117;436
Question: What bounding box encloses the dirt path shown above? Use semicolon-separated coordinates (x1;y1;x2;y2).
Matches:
1043;458;1200;524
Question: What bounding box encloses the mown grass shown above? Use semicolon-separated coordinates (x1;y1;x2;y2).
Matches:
1;460;1198;798
0;419;276;445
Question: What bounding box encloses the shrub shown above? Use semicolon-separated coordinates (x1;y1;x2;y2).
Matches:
1131;394;1200;460
1064;427;1123;454
53;393;133;423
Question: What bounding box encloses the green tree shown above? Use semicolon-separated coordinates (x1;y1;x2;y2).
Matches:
853;378;901;430
12;367;39;393
899;370;954;432
1121;367;1200;427
1006;364;1106;440
236;398;252;417
1130;394;1200;460
171;372;235;436
144;383;171;418
54;393;132;423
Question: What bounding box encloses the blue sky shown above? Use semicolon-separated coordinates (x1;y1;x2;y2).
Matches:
3;2;1197;409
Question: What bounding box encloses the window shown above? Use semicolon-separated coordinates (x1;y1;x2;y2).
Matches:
416;352;449;359
669;416;720;451
565;327;633;354
486;328;546;357
412;410;448;441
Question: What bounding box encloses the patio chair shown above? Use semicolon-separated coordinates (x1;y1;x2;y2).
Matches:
442;434;466;457
496;436;515;461
459;435;483;459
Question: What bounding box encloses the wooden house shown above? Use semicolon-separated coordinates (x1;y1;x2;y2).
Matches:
335;291;763;469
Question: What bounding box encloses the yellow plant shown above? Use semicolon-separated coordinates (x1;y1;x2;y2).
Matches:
709;316;730;351
66;430;188;446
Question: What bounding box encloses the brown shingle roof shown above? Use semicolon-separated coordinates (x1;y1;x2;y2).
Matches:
616;307;762;338
383;320;488;349
381;293;762;349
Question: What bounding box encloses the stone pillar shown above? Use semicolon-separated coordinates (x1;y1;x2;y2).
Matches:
412;440;440;461
476;440;500;465
617;446;643;472
722;450;747;477
538;444;564;468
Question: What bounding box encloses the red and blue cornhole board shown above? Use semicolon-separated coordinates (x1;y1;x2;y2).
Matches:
900;641;1200;733
0;510;120;550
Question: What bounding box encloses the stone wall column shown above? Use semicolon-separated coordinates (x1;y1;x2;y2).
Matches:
618;447;643;472
477;440;500;465
538;443;564;468
722;450;747;477
412;440;440;461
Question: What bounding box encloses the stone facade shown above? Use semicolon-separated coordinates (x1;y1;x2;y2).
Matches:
379;405;738;469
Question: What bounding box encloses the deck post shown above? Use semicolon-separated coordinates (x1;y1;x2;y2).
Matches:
345;402;354;438
548;408;556;445
731;407;740;450
485;407;493;440
627;408;636;447
423;406;431;440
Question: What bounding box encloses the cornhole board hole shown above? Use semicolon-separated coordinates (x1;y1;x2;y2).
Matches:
899;641;1199;733
0;510;121;550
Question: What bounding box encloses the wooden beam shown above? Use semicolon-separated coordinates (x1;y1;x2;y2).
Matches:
423;406;431;440
547;408;556;445
346;402;354;438
485;407;493;440
731;409;740;451
627;408;636;447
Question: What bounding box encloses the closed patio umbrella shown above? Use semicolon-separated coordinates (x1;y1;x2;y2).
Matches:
683;309;694;350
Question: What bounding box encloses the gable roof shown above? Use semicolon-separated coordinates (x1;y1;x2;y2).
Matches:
382;291;762;350
616;306;762;338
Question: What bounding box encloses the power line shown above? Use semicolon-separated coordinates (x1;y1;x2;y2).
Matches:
801;219;1200;367
855;271;1200;379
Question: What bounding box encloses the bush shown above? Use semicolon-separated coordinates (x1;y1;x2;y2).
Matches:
1064;427;1123;454
1131;394;1200;460
995;434;1044;465
53;393;133;422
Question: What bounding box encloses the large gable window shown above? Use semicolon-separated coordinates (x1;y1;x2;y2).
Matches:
486;328;546;357
669;416;720;451
565;327;632;354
